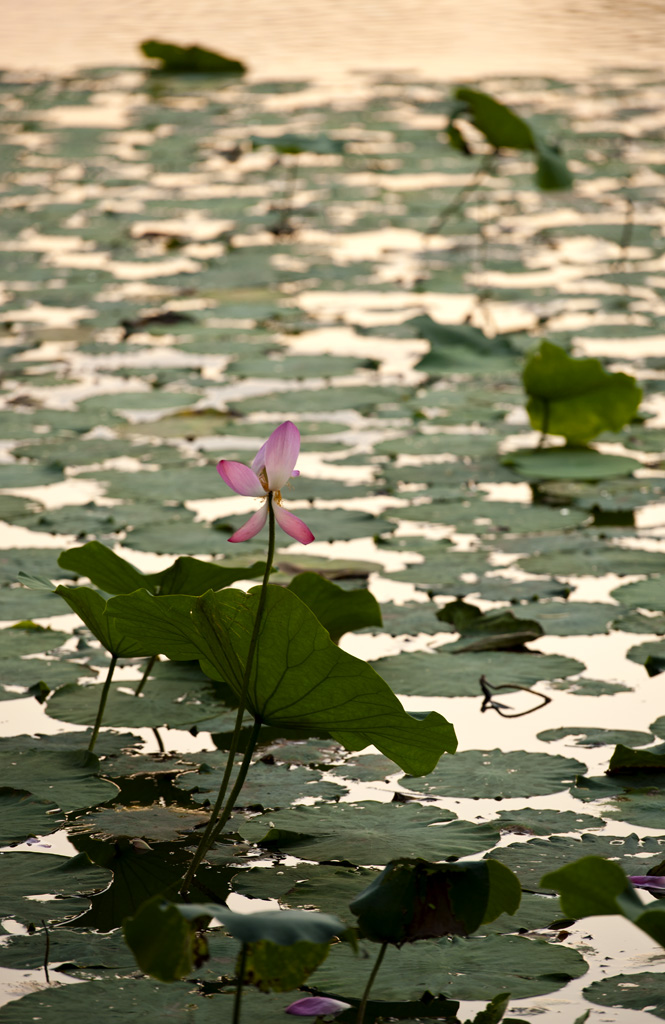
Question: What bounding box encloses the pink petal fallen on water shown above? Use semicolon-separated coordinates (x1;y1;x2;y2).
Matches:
274;502;315;544
228;503;268;542
265;421;301;491
629;875;665;896
217;460;265;497
285;996;352;1016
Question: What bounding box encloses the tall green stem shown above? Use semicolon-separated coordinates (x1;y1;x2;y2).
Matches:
180;496;276;895
88;654;118;754
135;653;157;696
208;717;261;845
356;941;388;1024
233;943;248;1024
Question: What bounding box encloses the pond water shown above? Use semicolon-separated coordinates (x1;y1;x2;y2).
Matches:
1;18;665;1024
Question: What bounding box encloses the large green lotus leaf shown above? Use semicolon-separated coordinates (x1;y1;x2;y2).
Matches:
503;447;641;480
53;585;154;658
349;858;520;944
0;851;111;925
517;540;665;577
0;980;290;1024
522;342;642;445
58;541;265;597
309;932;587;1001
612;577;665;610
411;318;519;373
0;789;65;844
372;649;584;698
106;586;457;777
405;750;585;800
239;802;499;865
233;863;380;919
175;759;342;809
584;973;665;1018
538;726;653;748
392;499;589;533
0;742;118;812
454;87;535;149
45;672;238;733
18;504;123;537
490;833;665;894
0;927;136;975
287;572;382;642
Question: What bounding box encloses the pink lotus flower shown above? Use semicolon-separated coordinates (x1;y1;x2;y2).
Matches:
285;996;352;1017
217;421;314;545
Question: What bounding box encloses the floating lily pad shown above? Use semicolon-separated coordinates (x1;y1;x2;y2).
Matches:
612;577;665;611
46;670;237;734
0;739;119;812
0;928;137;975
494;807;602;836
72;803;209;843
175;759;342;809
491;833;665;893
0;851;111;925
538;726;654;748
373;649;584;697
0;789;65;845
504;447;641;481
239;801;499;865
584;973;665;1017
309;932;587;1001
405;750;586;800
234;863;380;919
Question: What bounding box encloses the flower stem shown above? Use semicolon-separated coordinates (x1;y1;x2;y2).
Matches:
356;942;388;1024
208;717;261;846
233;943;248;1024
135;653;157;696
88;653;118;754
180;495;276;895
